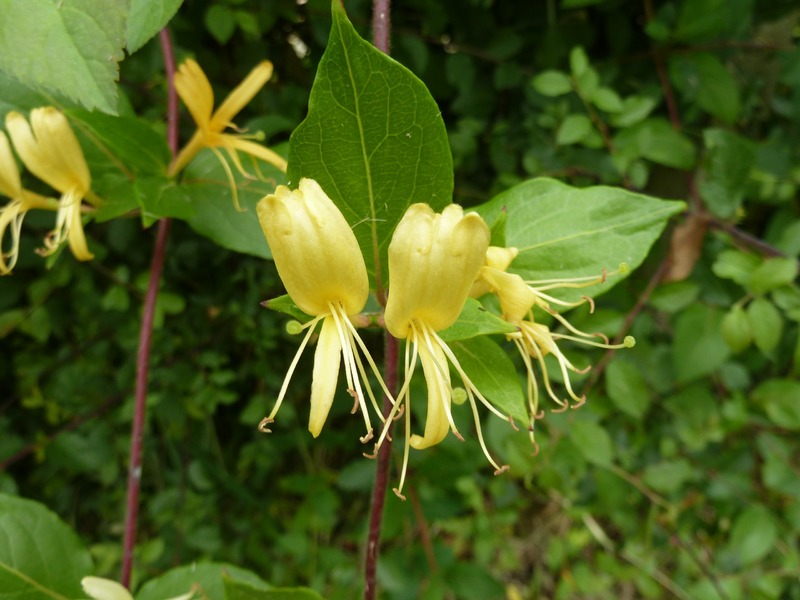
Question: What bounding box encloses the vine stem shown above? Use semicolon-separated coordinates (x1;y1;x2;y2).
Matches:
120;27;178;589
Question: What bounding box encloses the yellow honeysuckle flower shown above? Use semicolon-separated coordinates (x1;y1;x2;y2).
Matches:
169;59;288;209
379;204;513;499
473;248;634;450
5;108;95;264
0;130;59;274
256;178;390;442
81;576;195;600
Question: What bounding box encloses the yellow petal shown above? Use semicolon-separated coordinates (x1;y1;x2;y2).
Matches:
485;246;518;271
308;316;342;437
478;268;535;324
64;190;94;261
226;137;287;173
174;59;215;131
211;60;273;130
257;178;368;317
385;203;490;337
0;131;22;198
409;337;451;449
81;577;134;600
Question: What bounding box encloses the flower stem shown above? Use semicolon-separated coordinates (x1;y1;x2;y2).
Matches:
364;332;399;600
120;27;178;589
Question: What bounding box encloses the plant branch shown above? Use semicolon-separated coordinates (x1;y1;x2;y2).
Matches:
120;27;178;589
364;332;399;600
372;0;391;54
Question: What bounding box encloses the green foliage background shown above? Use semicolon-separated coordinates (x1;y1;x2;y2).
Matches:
1;0;800;599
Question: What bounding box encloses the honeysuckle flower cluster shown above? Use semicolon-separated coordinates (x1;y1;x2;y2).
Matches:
169;59;287;210
1;108;97;275
257;178;633;495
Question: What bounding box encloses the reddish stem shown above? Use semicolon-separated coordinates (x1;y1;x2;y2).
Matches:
120;28;178;589
364;332;399;600
372;0;391;54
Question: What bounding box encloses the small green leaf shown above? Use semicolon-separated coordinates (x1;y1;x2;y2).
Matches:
569;46;589;78
261;295;312;324
642;459;695;494
127;0;184;53
697;129;756;218
0;493;93;599
571;420;614;467
605;360;651;419
205;4;237;44
610;96;657;128
721;306;753;353
752;379;800;430
450;336;527;425
747;297;783;354
225;579;324;600
615;118;697;170
137;563;270;600
532;70;573;97
711;249;760;286
747;257;799;295
556;114;593;145
0;0;127;113
289;0;452;290
439;298;517;343
590;87;623;113
670;53;740;124
673;304;729;383
727;505;778;566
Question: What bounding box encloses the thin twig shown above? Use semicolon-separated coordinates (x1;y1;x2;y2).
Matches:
120;27;178;589
364;332;399;600
372;0;391;54
409;486;438;574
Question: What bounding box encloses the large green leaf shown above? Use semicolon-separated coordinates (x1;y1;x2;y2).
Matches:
287;0;452;293
439;298;517;342
126;0;184;53
0;493;93;599
474;178;685;303
0;0;127;114
136;563;270;600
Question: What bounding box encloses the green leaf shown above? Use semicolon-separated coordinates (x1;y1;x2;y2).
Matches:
590;87;623;113
727;505;778;566
711;249;760;286
747;257;799;296
0;493;93;599
642;459;695;494
439;298;517;343
137;563;270;600
605;360;651;419
697;129;756;218
721;305;753;353
752;379;800;430
614;118;697;170
225;579;324;600
261;294;313;324
570;420;614;467
127;0;184;53
532;70;573;97
747;297;783;354
0;0;127;113
569;46;589;78
556;114;593;145
669;53;740;124
288;0;452;290
205;4;237;45
609;96;657;128
673;304;729;383
178;147;288;257
450;336;527;425
474;178;685;304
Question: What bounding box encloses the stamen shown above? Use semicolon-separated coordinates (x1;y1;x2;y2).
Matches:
210;146;243;212
418;322;461;439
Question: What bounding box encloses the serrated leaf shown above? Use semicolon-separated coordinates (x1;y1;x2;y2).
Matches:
288;0;452;292
556;114;592;145
127;0;184;53
450;336;527;425
137;563;270;600
532;70;573;97
605;360;651;418
747;297;783;354
0;0;127;113
0;493;93;599
474;178;685;303
225;579;324;600
439;298;517;343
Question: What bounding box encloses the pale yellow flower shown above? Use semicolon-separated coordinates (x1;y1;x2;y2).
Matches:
473;247;634;449
169;59;287;209
81;576;195;600
5;108;94;264
256;178;389;441
379;204;513;499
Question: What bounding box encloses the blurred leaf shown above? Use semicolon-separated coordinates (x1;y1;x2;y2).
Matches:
225;579;324;600
0;493;92;599
590;87;623;113
721;305;752;353
532;70;573;97
674;0;753;42
747;257;799;295
609;96;657;128
475;178;685;303
570;46;589;78
127;0;184;52
262;295;313;324
752;379;800;430
605;360;651;418
673;304;729;383
698;129;755;218
450;336;527;425
288;0;452;288
670;53;740;124
439;298;517;342
137;563;270;600
615;118;696;170
0;0;127;113
571;420;614;467
205;4;237;45
556;114;592;145
747;297;783;353
711;249;760;286
642;459;695;494
727;505;777;566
